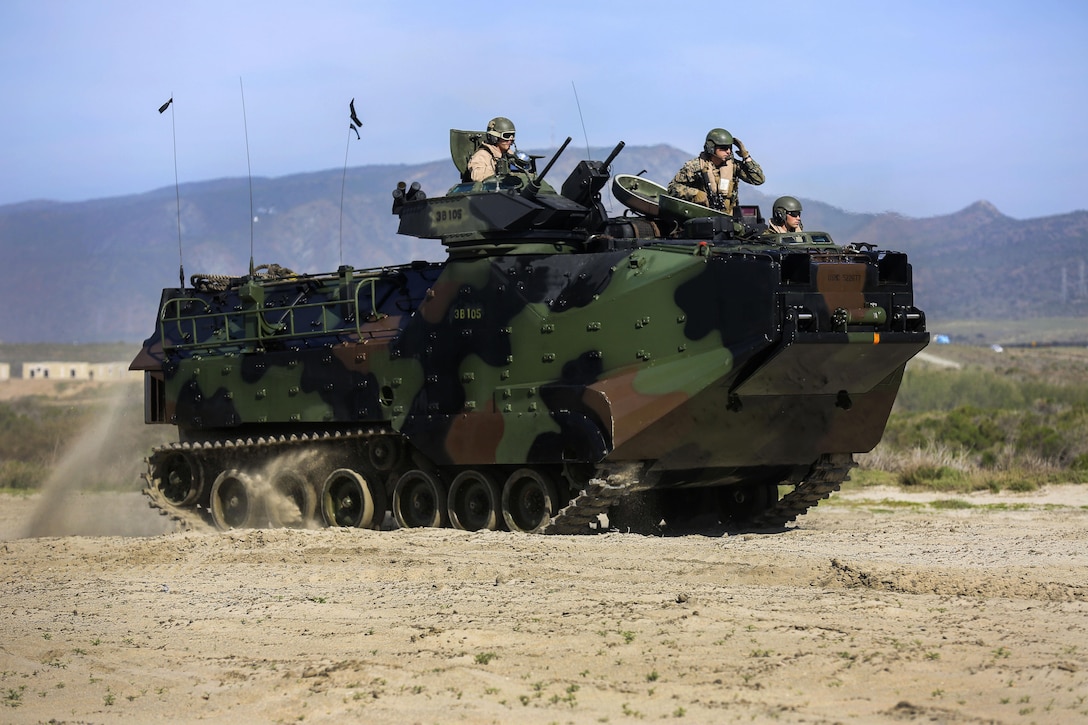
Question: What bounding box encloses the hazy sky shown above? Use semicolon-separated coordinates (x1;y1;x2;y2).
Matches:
1;0;1085;219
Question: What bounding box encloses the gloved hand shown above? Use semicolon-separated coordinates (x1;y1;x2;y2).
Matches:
733;138;749;158
693;190;708;205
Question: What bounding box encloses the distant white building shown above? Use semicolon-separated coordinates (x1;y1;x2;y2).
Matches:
89;362;141;381
0;363;10;381
24;361;90;379
21;361;139;381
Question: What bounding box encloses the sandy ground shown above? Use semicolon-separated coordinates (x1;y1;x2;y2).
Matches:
1;485;1086;724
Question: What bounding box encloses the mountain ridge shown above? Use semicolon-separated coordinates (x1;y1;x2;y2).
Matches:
1;144;1085;343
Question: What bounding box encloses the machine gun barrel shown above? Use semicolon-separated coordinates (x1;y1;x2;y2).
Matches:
601;141;625;170
524;136;572;198
536;137;572;184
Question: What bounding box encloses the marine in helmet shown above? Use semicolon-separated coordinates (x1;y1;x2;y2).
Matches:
668;128;764;214
467;117;517;182
767;195;803;234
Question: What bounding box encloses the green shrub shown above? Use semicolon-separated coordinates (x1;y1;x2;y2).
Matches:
0;460;48;490
896;366;1088;414
1015;420;1065;461
886;407;1006;457
896;368;1027;412
0;388;170;493
1005;478;1039;493
900;465;966;489
936;407;1006;452
930;499;974;510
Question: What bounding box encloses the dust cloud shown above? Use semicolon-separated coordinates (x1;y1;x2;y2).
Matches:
22;382;174;538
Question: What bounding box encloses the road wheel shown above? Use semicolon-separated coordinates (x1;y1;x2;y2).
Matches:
268;468;316;528
393;470;447;528
502;468;559;533
320;469;375;528
448;469;503;531
367;436;402;472
152;450;205;507
210;470;262;530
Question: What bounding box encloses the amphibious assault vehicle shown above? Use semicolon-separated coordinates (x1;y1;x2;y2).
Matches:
131;131;929;534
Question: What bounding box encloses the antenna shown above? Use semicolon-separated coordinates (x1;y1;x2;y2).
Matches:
340;98;363;267
158;95;184;289
571;81;591;159
339;132;350;267
239;77;255;276
570;82;619;212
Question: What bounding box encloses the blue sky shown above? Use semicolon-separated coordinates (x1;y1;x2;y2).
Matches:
1;0;1085;219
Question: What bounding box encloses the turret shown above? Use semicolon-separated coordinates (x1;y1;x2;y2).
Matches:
391;136;626;254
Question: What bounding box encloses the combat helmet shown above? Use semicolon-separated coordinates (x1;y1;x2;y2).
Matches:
772;195;803;224
703;128;734;155
486;117;516;144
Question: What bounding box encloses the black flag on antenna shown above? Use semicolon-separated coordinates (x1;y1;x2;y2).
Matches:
349;98;362;139
158;97;173;114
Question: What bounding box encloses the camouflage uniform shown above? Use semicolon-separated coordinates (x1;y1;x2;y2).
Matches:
468;143;508;182
668;153;765;214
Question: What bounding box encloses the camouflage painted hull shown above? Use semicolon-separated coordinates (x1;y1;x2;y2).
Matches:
133;241;925;532
132;139;927;534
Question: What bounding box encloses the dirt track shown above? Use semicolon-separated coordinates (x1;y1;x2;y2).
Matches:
1;486;1086;724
